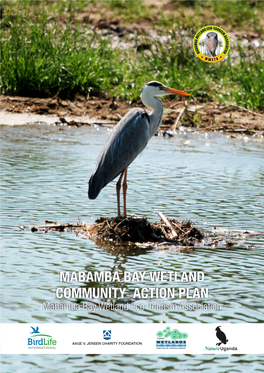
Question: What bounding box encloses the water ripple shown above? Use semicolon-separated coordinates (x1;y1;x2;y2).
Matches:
1;124;264;371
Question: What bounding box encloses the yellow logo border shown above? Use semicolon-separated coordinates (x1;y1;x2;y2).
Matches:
193;25;230;63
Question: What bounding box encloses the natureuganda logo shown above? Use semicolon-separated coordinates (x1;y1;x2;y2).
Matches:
156;327;188;349
204;326;237;352
28;326;57;349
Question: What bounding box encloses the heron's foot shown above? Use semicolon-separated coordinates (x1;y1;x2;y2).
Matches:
117;213;127;218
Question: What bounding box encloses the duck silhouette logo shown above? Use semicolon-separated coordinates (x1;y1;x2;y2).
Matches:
30;326;40;334
215;326;228;346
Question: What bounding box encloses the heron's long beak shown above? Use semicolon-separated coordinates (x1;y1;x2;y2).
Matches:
166;87;190;96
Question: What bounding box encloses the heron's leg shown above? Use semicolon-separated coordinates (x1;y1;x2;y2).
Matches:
122;168;128;217
116;171;125;217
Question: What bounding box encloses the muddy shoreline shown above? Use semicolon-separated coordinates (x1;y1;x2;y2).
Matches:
1;94;263;137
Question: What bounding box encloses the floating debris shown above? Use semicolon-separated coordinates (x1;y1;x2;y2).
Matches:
29;214;264;251
30;220;92;234
30;213;204;249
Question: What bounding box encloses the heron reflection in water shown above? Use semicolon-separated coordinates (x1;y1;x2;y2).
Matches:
88;81;190;216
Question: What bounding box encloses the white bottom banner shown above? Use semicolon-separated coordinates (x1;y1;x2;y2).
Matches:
0;323;263;354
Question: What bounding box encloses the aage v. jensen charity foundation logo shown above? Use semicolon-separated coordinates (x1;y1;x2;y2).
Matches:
28;326;57;349
103;330;112;340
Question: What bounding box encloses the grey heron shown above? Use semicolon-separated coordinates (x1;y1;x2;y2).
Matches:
88;81;190;217
205;32;218;57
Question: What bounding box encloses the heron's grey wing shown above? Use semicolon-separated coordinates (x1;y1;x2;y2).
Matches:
88;108;150;199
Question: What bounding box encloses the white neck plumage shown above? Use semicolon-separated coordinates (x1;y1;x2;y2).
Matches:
141;90;164;139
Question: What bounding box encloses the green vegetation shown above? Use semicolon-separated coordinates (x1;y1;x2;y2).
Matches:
1;11;125;98
103;0;152;21
1;1;263;110
162;0;264;32
226;47;264;111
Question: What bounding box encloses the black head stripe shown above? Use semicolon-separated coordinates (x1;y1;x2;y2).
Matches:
147;81;163;87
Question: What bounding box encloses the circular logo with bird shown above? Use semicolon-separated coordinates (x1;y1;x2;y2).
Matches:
193;25;230;63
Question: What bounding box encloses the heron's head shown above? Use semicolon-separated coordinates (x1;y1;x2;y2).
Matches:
141;81;190;99
206;32;218;43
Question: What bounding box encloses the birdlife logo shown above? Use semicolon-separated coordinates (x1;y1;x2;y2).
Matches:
156;327;188;349
204;326;237;352
103;330;112;340
28;326;57;349
193;25;230;63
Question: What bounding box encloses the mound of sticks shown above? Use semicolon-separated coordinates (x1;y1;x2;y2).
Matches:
87;212;204;246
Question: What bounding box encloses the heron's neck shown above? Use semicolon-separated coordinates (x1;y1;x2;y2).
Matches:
141;94;163;139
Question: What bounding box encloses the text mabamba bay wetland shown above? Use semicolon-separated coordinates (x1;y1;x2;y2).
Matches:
60;271;205;282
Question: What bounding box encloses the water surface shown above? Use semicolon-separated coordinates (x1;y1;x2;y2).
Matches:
1;124;264;371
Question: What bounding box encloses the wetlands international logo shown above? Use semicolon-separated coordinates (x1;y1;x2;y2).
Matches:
28;326;57;349
156;327;188;349
193;25;230;63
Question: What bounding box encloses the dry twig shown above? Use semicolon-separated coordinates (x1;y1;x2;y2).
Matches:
171;107;185;132
158;212;177;239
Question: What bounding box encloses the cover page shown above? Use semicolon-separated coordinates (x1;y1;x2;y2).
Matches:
1;0;264;371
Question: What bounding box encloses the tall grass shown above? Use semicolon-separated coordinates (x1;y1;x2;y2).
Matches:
227;47;264;110
131;28;264;110
0;11;127;98
1;4;263;110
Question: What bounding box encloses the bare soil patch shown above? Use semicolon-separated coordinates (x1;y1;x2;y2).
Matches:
1;94;263;137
